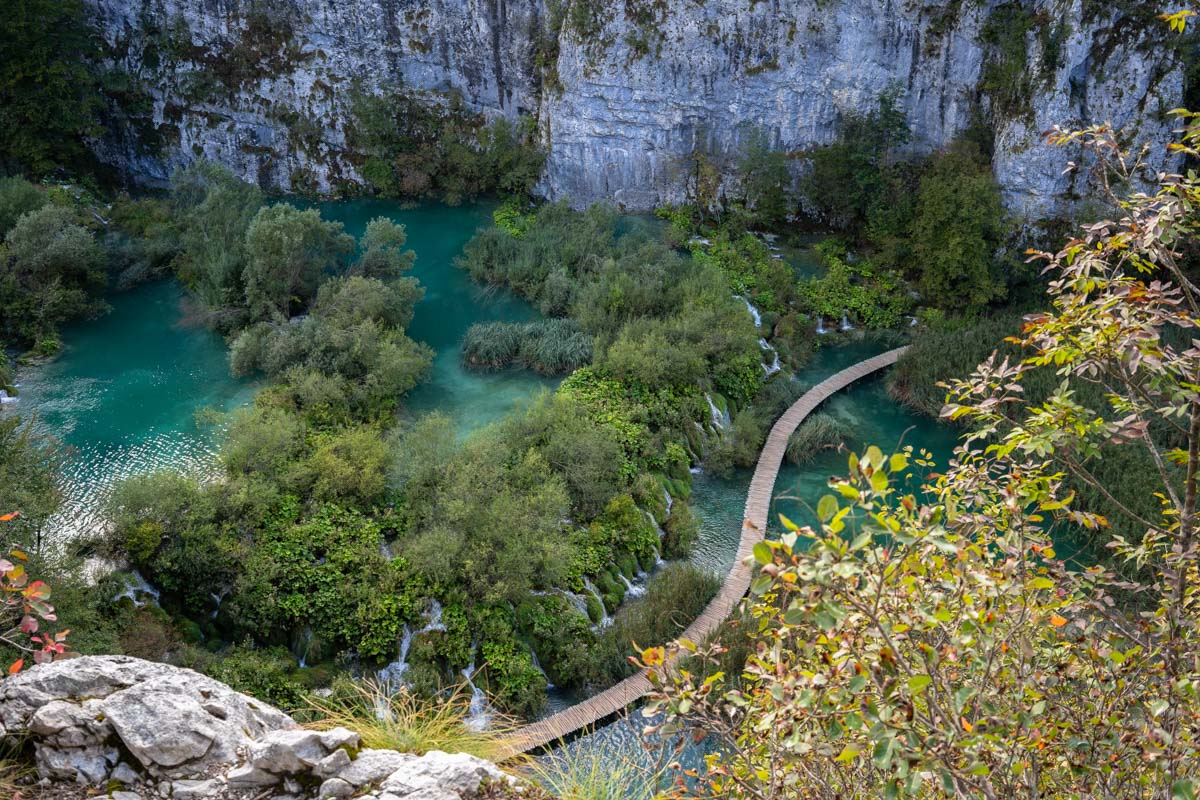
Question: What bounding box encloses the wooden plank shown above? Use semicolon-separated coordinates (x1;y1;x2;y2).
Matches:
497;347;909;758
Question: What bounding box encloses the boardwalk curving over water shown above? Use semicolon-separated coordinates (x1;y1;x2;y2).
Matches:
500;347;910;757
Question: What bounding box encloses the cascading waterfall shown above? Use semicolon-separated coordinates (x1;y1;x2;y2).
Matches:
758;338;781;376
840;310;854;331
816;316;830;335
529;647;554;689
582;577;613;628
113;571;160;608
662;488;673;515
377;599;446;687
293;626;314;668
461;643;492;732
209;589;227;620
734;295;762;328
618;573;647;598
705;393;730;431
643;509;666;542
0;388;17;405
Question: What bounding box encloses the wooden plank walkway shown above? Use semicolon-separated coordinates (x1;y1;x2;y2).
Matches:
499;347;910;758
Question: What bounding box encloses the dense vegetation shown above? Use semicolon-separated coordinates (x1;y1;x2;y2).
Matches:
647;107;1200;797
350;90;544;205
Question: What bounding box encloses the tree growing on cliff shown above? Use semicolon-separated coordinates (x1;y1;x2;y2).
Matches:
641;109;1200;799
0;0;101;174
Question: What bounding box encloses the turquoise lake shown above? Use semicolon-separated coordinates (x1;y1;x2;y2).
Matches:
8;198;963;779
12;200;557;544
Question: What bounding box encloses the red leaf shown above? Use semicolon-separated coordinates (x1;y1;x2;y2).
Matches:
0;512;20;522
7;659;23;675
19;615;36;634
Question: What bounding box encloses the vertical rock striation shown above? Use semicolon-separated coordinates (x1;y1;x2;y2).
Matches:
86;0;1183;216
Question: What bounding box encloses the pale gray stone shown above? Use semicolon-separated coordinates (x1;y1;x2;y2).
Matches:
225;764;279;788
248;728;328;773
318;776;354;799
317;727;361;752
337;749;415;788
111;761;141;785
314;747;351;778
170;779;222;800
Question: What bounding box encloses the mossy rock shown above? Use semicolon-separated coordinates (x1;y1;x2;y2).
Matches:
639;551;657;573
586;595;603;624
618;553;638;578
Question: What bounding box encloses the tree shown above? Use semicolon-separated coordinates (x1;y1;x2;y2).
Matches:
354;217;416;280
0;417;62;552
243;204;355;320
0;204;105;345
0;0;101;173
908;142;1007;312
643;110;1200;799
0;176;46;239
171;162;264;317
737;129;792;228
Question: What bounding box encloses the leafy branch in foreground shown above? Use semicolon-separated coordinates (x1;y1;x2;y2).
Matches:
637;109;1200;799
1;512;69;673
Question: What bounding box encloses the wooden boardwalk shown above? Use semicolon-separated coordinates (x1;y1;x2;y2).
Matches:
499;347;909;758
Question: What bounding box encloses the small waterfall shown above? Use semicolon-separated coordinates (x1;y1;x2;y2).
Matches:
209;589;227;620
840;310;854;332
643;509;666;541
758;338;781;376
907;315;918;327
377;599;446;687
461;645;492;732
816;316;830;335
560;590;591;619
734;295;762;328
705;393;730;431
618;573;647;598
294;626;313;668
0;388;17;405
529;647;555;689
582;577;613;628
113;571;160;608
662;488;673;515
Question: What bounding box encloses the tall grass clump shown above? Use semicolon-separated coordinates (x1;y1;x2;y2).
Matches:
301;678;518;761
785;412;852;465
462;319;593;375
527;734;660;800
583;564;719;685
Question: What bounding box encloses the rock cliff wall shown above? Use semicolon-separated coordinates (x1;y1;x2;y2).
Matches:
88;0;1183;217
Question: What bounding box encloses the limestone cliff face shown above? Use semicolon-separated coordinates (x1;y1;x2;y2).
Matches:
88;0;1183;217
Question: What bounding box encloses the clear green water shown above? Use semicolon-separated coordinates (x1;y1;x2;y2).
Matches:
538;339;962;780
310;199;559;433
12;200;557;543
12;280;258;543
10;199;964;778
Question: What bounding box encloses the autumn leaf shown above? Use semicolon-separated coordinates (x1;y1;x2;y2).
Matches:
0;511;20;522
1049;615;1068;627
7;659;22;675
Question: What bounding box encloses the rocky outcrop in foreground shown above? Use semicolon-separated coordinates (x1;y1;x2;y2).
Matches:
0;656;514;800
